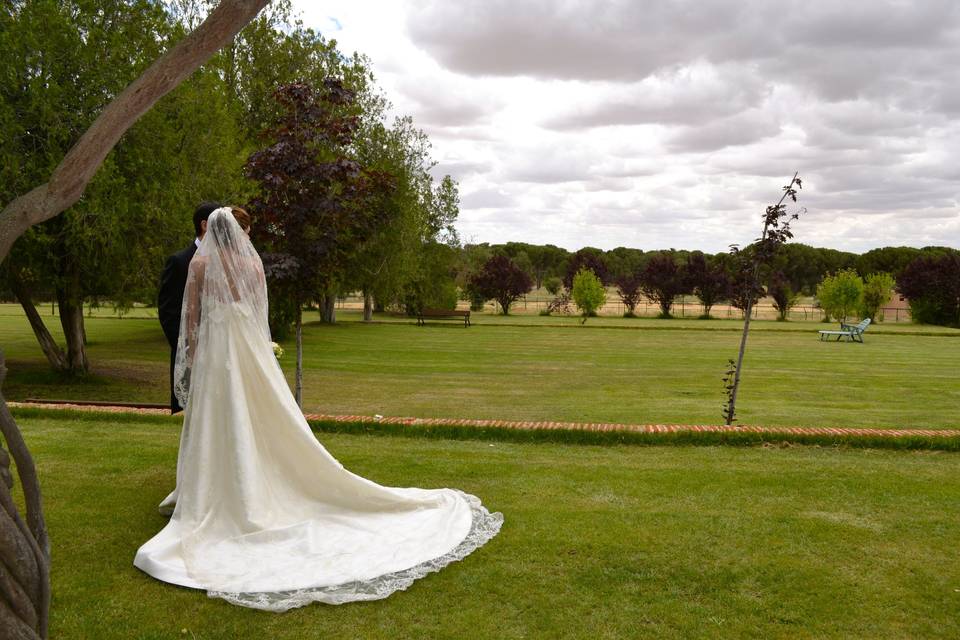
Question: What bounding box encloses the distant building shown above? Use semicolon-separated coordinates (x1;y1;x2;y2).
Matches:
881;294;911;322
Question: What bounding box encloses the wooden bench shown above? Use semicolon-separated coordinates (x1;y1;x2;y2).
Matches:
818;318;871;343
417;309;471;327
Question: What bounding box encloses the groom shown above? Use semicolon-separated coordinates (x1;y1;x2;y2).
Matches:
158;201;221;414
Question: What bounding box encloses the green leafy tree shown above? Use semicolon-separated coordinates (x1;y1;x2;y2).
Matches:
346;115;458;321
861;272;895;321
816;269;865;324
571;268;606;323
685;251;729;318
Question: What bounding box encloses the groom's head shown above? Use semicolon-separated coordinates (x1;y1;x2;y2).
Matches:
194;201;222;239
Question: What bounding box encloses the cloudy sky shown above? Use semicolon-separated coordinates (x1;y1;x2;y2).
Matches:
293;0;960;253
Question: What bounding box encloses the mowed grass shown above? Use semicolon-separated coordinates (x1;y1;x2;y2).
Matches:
20;413;960;639
1;309;959;429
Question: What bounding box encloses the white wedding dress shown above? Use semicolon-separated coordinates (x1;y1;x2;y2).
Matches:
134;209;502;611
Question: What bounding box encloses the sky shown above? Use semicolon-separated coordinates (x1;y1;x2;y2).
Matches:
293;0;960;254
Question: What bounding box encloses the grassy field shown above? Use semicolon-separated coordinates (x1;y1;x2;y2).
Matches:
18;412;960;639
1;308;959;429
2;308;960;429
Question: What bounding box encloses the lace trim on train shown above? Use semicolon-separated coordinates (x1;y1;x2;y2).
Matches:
206;491;503;611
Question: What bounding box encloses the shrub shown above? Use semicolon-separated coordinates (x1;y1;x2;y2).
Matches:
571;269;606;323
861;272;895;321
816;269;864;323
543;276;563;296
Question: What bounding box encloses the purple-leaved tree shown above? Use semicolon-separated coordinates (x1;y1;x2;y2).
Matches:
723;174;803;425
245;81;395;406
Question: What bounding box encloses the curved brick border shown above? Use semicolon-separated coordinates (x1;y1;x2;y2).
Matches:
9;401;959;439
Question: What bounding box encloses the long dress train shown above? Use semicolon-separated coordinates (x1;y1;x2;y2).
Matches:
134;209;502;611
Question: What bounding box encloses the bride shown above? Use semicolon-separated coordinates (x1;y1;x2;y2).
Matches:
135;207;503;611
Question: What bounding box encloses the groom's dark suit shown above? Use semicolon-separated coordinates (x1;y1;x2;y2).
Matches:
158;241;198;414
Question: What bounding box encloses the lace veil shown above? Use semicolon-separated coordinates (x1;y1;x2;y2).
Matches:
173;208;270;407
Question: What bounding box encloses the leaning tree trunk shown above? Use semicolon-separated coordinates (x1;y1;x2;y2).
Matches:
0;2;271;636
362;289;373;322
9;273;67;372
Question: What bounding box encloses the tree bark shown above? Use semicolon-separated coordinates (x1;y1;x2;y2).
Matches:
0;3;271;636
362;290;373;322
295;307;303;407
9;274;67;371
0;353;49;639
55;263;88;375
320;295;336;324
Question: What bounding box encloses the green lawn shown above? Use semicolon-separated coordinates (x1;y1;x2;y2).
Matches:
21;412;960;639
1;309;958;429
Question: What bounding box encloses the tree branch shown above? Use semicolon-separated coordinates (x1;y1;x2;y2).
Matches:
0;0;271;263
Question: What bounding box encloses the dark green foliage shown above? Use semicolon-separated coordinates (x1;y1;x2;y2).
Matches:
544;276;563;296
685;251;729;317
897;253;960;327
564;248;608;288
767;272;798;321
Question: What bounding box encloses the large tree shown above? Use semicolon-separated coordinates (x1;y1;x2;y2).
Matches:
639;253;688;318
685;251;729;318
896;253;960;327
468;254;533;315
0;3;270;637
245;81;395;404
347;116;459;320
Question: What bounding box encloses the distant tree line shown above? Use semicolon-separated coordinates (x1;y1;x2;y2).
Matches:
454;243;960;326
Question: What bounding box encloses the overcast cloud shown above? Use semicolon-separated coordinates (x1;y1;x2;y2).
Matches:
295;0;960;253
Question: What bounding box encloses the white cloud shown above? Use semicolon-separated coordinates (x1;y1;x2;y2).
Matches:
295;0;960;253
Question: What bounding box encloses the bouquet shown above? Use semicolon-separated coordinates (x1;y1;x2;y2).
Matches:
271;342;284;359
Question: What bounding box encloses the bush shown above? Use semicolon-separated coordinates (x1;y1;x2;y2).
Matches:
861;272;895;321
816;269;864;323
571;269;606;323
543;277;563;296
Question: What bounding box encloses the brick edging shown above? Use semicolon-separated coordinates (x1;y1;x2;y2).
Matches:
10;402;958;439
